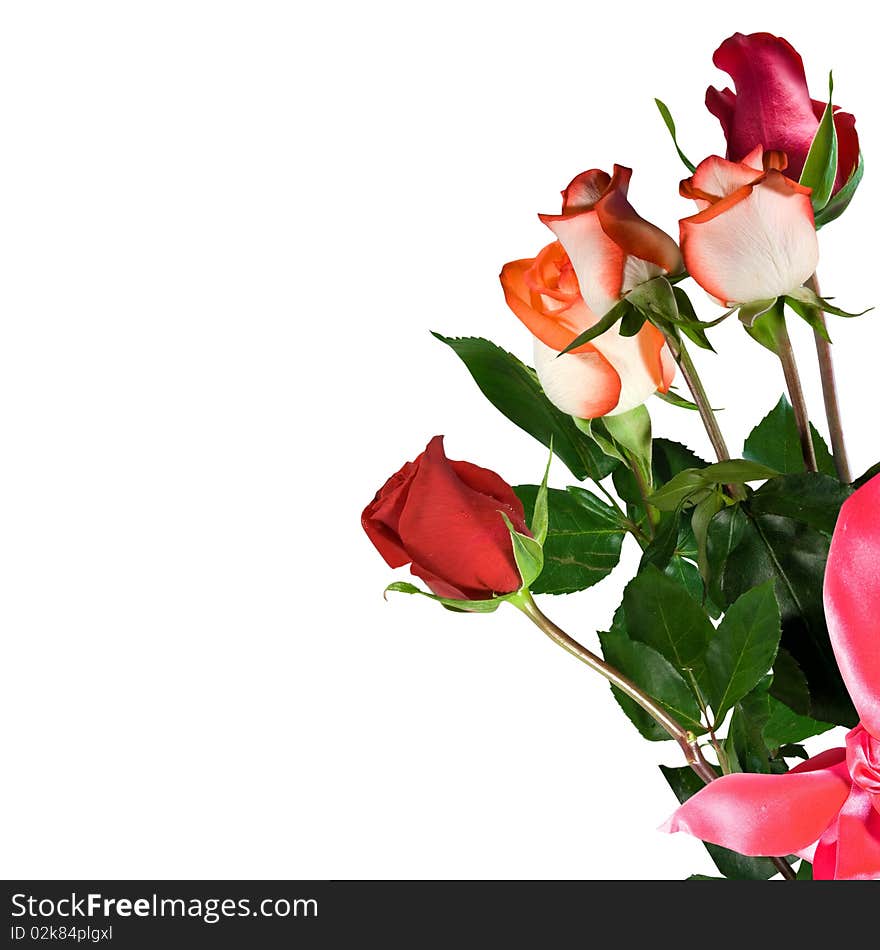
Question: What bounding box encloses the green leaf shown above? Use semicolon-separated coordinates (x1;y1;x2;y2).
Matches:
433;335;616;481
749;472;852;535
647;460;775;511
640;509;683;572
623;565;713;672
763;696;835;749
768;647;811;716
660;766;781;879
514;486;625;595
855;460;880;489
815;151;864;229
501;512;544;589
743;396;836;477
705;506;748;608
726;686;773;774
691;490;724;580
599;629;705;740
647;469;708;511
384;581;504;613
796;860;814;880
799;73;838;212
686;874;725;881
698;582;781;724
700;459;779;483
558;297;633;355
719;509;856;726
614;439;706;507
654;98;696;172
665;555;714;614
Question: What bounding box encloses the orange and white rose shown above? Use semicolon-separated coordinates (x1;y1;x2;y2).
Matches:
501;241;675;419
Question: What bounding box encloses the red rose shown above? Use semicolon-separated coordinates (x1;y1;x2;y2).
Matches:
362;436;530;600
706;32;859;194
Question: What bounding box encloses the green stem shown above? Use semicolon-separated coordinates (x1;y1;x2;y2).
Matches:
665;334;731;463
686;670;729;774
513;591;716;782
664;333;745;502
512;591;796;880
772;314;818;473
593;480;649;548
628;453;659;536
807;273;851;482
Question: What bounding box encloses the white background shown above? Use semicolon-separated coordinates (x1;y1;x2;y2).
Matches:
1;1;875;879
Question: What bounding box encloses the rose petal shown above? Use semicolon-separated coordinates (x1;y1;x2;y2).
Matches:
680;170;818;305
362;459;418;567
532;338;622;419
540;204;626;318
681;153;763;209
708;32;818;181
594;166;683;276
397;437;526;598
500;254;605;355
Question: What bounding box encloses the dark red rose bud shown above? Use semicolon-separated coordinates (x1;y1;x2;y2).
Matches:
362;436;530;600
706;32;859;194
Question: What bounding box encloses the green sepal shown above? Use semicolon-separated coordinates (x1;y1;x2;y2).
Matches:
738;298;778;328
602;404;653;475
799;73;838;213
741;301;784;354
501;512;544;590
786;285;871;319
654;98;696;173
619;306;647;338
814;151;864;229
784;295;833;341
656;388;701;411
530;444;553;546
558;297;633;355
573;416;627;464
627;276;680;329
383;581;506;613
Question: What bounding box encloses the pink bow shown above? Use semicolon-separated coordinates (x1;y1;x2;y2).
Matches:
663;474;880;879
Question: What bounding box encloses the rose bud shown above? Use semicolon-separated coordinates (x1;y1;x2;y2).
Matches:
501;241;675;418
538;166;683;319
679;147;819;307
706;32;859;195
362;436;530;600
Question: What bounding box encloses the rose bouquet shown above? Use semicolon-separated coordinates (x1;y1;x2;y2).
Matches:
362;33;878;880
